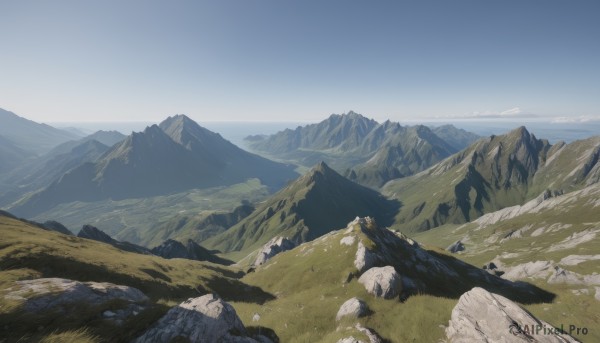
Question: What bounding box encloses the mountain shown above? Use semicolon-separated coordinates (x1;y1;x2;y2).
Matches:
47;130;126;157
383;127;600;232
0;139;110;206
77;224;150;254
202;162;400;259
431;124;481;151
9;115;298;218
137;202;255;248
0;134;34;174
236;217;555;342
245;112;471;188
0;108;79;153
151;239;233;265
345;124;457;187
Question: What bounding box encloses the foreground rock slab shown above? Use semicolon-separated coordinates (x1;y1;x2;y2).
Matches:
134;293;267;343
336;297;369;321
446;287;580;342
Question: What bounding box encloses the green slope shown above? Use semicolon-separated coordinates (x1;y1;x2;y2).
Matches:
383;127;599;232
203;162;400;260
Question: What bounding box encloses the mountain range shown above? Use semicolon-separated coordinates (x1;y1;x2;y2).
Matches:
8;115;297;217
384;127;600;232
244;111;479;188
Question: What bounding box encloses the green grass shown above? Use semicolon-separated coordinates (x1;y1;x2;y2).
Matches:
0;215;272;342
28;178;270;246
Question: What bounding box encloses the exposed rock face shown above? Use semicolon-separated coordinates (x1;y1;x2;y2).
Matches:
337;337;364;343
78;224;150;254
336;297;369;321
446;287;579;342
358;266;402;299
151;238;232;265
253;236;296;266
4;278;148;323
503;260;554;281
133;294;262;343
446;240;464;253
354;240;377;273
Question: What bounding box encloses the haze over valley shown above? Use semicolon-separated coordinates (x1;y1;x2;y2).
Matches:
1;1;600;342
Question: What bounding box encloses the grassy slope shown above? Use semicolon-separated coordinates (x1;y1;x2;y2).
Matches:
383;133;599;233
203;163;399;261
29;178;269;246
0;215;271;342
413;183;600;342
230;219;559;343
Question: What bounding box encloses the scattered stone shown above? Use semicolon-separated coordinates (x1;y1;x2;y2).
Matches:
358;266;402;299
503;261;553;281
355;323;382;343
340;235;356;246
595;287;600;301
446;287;579;342
548;266;584;285
559;254;600;266
336;297;369;321
133;294;264;343
253;236;296;266
337;337;364;343
446;240;464;253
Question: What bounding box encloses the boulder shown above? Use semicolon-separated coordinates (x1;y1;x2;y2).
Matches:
446;287;579;342
337;338;364;343
358;266;401;299
354;241;377;273
336;297;368;321
4;278;148;323
133;293;263;343
253;236;296;266
446;240;464;253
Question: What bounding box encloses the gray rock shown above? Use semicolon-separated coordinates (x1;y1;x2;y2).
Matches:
446;240;464;253
354;241;377;273
253;236;296;266
133;293;261;343
3;278;148;324
358;266;401;299
354;323;382;343
446;287;579;342
336;297;369;321
337;337;364;343
595;287;600;301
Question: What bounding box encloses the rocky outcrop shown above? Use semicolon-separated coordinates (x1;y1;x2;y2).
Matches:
78;224;150;254
4;278;148;324
358;266;402;299
151;238;232;265
253;236;296;266
336;297;369;321
133;294;264;343
446;240;464;253
446;287;579;342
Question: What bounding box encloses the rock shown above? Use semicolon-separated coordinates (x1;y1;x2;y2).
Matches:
336;297;369;321
503;261;553;281
133;294;262;343
340;235;356;246
482;262;498;270
595;287;600;301
354;241;377;273
4;278;148;323
548;266;584;285
446;287;579;342
358;266;401;299
355;323;382;343
337;337;364;343
446;240;464;253
151;238;232;265
253;236;296;266
559;254;600;266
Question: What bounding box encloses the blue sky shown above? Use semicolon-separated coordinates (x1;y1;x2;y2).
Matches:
1;0;599;123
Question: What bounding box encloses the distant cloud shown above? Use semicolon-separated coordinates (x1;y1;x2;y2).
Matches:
550;115;600;123
499;107;522;116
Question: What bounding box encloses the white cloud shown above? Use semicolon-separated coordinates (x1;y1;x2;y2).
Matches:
499;107;522;116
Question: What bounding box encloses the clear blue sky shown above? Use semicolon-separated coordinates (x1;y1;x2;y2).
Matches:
1;0;599;123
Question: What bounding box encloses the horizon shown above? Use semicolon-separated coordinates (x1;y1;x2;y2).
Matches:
1;1;599;123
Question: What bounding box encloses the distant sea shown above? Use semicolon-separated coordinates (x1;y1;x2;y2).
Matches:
50;119;600;150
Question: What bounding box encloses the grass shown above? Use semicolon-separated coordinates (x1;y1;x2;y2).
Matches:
0;215;273;342
28;178;270;246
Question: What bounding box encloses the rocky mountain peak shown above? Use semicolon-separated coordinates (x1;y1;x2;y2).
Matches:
77;225;115;244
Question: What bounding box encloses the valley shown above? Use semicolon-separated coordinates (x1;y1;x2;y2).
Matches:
1;109;599;342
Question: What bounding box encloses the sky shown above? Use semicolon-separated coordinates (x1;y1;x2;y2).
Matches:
1;0;599;123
